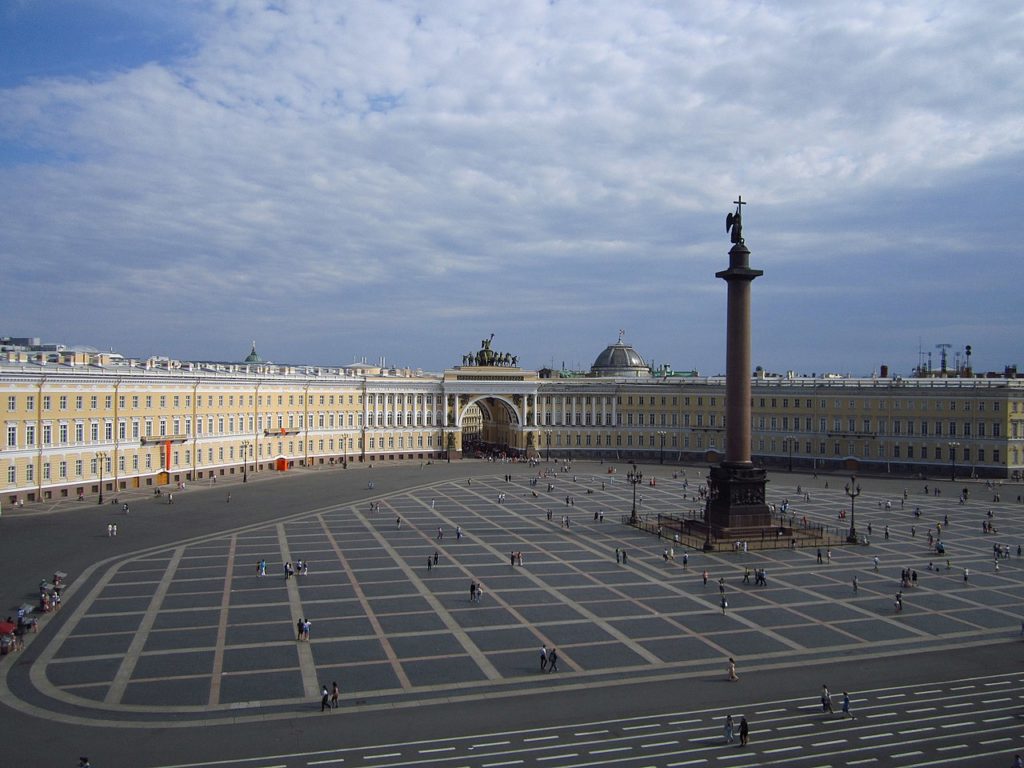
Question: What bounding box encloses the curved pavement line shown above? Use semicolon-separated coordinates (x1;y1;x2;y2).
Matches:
3;476;1022;728
1;634;1017;730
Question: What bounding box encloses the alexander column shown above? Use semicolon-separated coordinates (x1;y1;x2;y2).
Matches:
706;197;772;540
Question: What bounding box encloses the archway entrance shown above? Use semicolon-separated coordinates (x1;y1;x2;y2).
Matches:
459;396;523;457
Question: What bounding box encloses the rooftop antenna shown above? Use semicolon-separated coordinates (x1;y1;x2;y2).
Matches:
936;343;951;375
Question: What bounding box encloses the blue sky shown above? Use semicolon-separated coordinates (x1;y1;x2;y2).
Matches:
1;1;1022;376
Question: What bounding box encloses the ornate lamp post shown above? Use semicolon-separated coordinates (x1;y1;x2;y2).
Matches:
627;461;643;525
96;450;109;505
845;475;861;544
240;439;251;483
947;441;960;482
657;431;667;464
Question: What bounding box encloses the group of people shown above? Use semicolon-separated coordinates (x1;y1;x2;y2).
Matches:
539;644;559;672
282;559;309;578
319;681;340;711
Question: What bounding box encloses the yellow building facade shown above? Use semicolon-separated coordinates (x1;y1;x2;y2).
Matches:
2;345;1023;505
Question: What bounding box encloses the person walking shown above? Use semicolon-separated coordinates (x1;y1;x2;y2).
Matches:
702;569;709;586
739;717;749;746
852;575;858;593
621;550;628;564
728;657;738;681
548;647;559;672
320;684;331;712
841;691;854;718
821;684;834;714
540;644;548;672
470;582;477;602
331;680;340;709
723;713;735;744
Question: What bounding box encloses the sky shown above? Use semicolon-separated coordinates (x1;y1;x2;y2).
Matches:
1;1;1022;377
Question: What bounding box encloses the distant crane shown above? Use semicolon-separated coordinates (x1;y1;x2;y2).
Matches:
936;343;952;374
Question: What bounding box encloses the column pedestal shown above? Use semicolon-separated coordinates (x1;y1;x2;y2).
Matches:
706;463;772;534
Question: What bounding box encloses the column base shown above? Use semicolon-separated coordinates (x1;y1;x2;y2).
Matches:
706;463;772;534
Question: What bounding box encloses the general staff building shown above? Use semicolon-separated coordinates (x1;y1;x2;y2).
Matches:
2;338;1022;506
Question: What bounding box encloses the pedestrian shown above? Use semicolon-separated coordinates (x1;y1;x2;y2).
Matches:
728;657;738;681
720;594;728;614
852;575;858;593
297;619;305;641
841;691;854;718
615;548;620;564
739;717;749;746
817;548;823;564
702;569;709;586
621;550;628;564
320;684;331;712
226;493;231;503
682;552;688;568
331;681;340;709
427;556;432;571
433;551;439;566
964;567;970;582
303;619;311;640
821;684;833;714
107;523;113;537
112;523;117;536
470;582;477;602
396;517;401;529
718;578;726;594
724;713;735;743
873;556;879;571
540;644;548;672
79;758;91;768
548;647;558;672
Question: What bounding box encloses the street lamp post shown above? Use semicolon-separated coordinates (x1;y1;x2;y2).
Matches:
845;475;861;544
241;440;250;483
947;441;960;482
627;461;643;525
96;451;108;505
657;431;666;464
787;438;793;472
545;431;552;462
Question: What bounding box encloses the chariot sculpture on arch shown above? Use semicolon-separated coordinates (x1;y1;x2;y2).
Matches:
462;333;519;367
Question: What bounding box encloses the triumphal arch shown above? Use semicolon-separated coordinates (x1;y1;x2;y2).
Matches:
442;335;543;459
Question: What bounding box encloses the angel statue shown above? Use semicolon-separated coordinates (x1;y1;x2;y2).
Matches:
726;196;745;244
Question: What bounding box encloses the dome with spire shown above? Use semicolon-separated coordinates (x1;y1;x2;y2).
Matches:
243;341;263;364
590;332;651;378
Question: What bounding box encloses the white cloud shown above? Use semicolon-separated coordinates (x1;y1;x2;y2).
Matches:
0;0;1022;373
